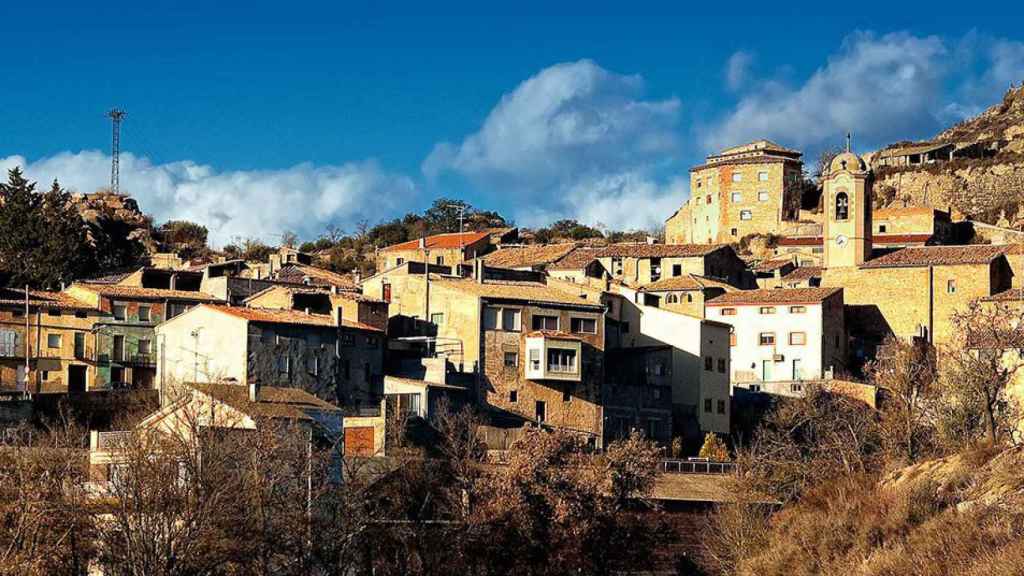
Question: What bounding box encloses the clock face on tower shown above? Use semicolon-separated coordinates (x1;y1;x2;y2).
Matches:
836;234;848;247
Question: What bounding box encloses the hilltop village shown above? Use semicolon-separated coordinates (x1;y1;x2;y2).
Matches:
2;136;1023;457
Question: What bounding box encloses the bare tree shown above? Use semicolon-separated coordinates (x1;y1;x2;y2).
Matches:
865;336;938;461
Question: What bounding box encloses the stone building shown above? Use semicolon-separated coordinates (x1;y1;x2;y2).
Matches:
0;288;103;393
594;243;750;288
376;231;492;271
64;282;223;390
544;247;603;284
635;274;736;318
665;140;804;244
705;287;847;384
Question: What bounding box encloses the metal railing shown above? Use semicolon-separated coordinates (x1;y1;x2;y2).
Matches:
660;459;736;475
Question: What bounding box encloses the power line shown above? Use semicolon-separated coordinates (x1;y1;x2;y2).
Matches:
107;109;127;194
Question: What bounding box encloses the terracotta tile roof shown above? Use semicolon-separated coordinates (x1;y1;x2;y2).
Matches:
860;245;1008;269
434;278;603;309
380;231;490;253
780;266;824;282
640;274;736;292
547;247;601;271
478;243;577;269
595;243;727;259
190;382;340;421
0;288;95;310
777;234;934;247
716;139;801;157
243;284;381;304
706;287;842;306
275;264;359;289
873;206;946;218
753;257;795;273
777;236;823;247
71;283;223;302
203;304;383;332
980;288;1024;302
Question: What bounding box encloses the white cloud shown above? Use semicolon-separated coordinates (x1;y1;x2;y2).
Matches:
423;59;684;231
726;51;754;91
0;151;417;246
705;32;949;153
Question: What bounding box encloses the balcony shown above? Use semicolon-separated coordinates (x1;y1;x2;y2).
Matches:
121;354;156;368
524;334;582;382
0;343;22;359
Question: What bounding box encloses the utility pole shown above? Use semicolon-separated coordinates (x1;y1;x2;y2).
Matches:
107;109;126;195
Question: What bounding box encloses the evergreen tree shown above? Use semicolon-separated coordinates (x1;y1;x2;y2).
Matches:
0;168;45;287
39;180;94;288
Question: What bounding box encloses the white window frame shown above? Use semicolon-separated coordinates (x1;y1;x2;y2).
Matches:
739;210;753;221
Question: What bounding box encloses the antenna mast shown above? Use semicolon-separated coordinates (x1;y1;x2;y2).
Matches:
107;109;126;194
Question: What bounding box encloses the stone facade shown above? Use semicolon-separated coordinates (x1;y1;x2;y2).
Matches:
666;140;804;245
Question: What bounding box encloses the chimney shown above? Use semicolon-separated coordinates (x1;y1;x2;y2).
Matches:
418;237;426;249
354;270;362;285
304;307;310;315
474;259;484;283
248;381;259;403
646;236;656;245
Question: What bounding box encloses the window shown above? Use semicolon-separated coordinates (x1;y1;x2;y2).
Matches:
759;306;776;315
672;264;681;276
835;192;849;220
704;398;712;413
717;400;726;414
789;332;807;345
138;339;152;355
396;258;405;266
759;332;775;345
687;293;694;302
484;307;521;331
731;172;742;182
310;356;320;376
47;334;61;349
532;314;559;331
12;309;23;318
563;387;571;402
717;358;726;373
138;306;151;322
696;178;702;188
879;224;887;233
789;305;806;313
611;257;623;275
547;349;577;373
278;356;290;376
731;192;742;202
112;303;127;321
666;294;678;304
740;210;752;221
704;356;713;371
535;401;546;423
729;332;737;347
504;352;518;368
758;171;769;181
75;310;87;319
435;255;444;265
430;312;445;325
339;333;355;346
529;348;541;371
758;191;769;202
47;309;60;317
706;194;712;204
509;390;518;403
731;228;738;237
720;307;736;316
166;302;190;319
947;279;956;294
571;317;597;334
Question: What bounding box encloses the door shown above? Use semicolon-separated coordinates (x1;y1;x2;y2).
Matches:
535;400;546;423
74;333;85;359
792;358;803;380
112;335;125;362
68;365;87;394
16;365;26;392
762;360;774;381
382;283;392;303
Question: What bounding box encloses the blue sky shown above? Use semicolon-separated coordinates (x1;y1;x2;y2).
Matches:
2;1;1023;245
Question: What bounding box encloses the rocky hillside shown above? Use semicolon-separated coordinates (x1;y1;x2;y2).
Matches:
71;190;158;256
871;84;1024;224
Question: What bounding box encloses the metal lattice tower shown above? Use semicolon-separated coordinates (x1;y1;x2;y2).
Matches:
107;109;126;194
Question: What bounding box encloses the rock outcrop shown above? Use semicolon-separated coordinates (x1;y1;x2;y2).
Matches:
70;190;158;254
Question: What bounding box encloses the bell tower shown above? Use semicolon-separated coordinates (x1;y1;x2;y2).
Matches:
823;136;872;268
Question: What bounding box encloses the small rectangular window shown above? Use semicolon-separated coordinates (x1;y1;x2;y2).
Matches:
717;400;726;414
704;356;713;371
138;339;152;354
879;224;888;233
947;279;956;294
789;332;807;345
704;398;712;413
112;303;127;321
547;349;577;373
759;332;775;345
532;314;559;331
502;309;521;332
47;334;61;349
789;305;807;313
529;349;541;371
509;390;518;403
435;255;444;265
562;387;571;403
729;332;736;347
672;264;682;276
731;172;742;182
483;307;499;330
504;352;518;368
740;210;752;221
731;192;742;202
731;228;738;236
75;310;87;319
717;358;726;373
48;309;60;317
759;306;776;315
720;308;736;316
430;312;445;325
758;191;769;202
758;171;769;181
570;317;597;334
138;306;151;322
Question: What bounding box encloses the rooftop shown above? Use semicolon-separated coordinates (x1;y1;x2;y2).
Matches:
860;245;1008;269
434;278;602;309
275;264;359;289
706;287;842;306
190;382;340;421
478;243;577;269
595;243;727;259
781;266;824;282
380;231;491;253
203;304;383;332
876;142;954;158
0;288;94;310
70;283;223;302
640;274;736;293
547;246;601;271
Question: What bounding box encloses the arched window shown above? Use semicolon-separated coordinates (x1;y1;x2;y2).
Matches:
835;192;849;221
666;294;678;304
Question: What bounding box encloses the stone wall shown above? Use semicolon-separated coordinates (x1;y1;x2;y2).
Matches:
874;157;1024;221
